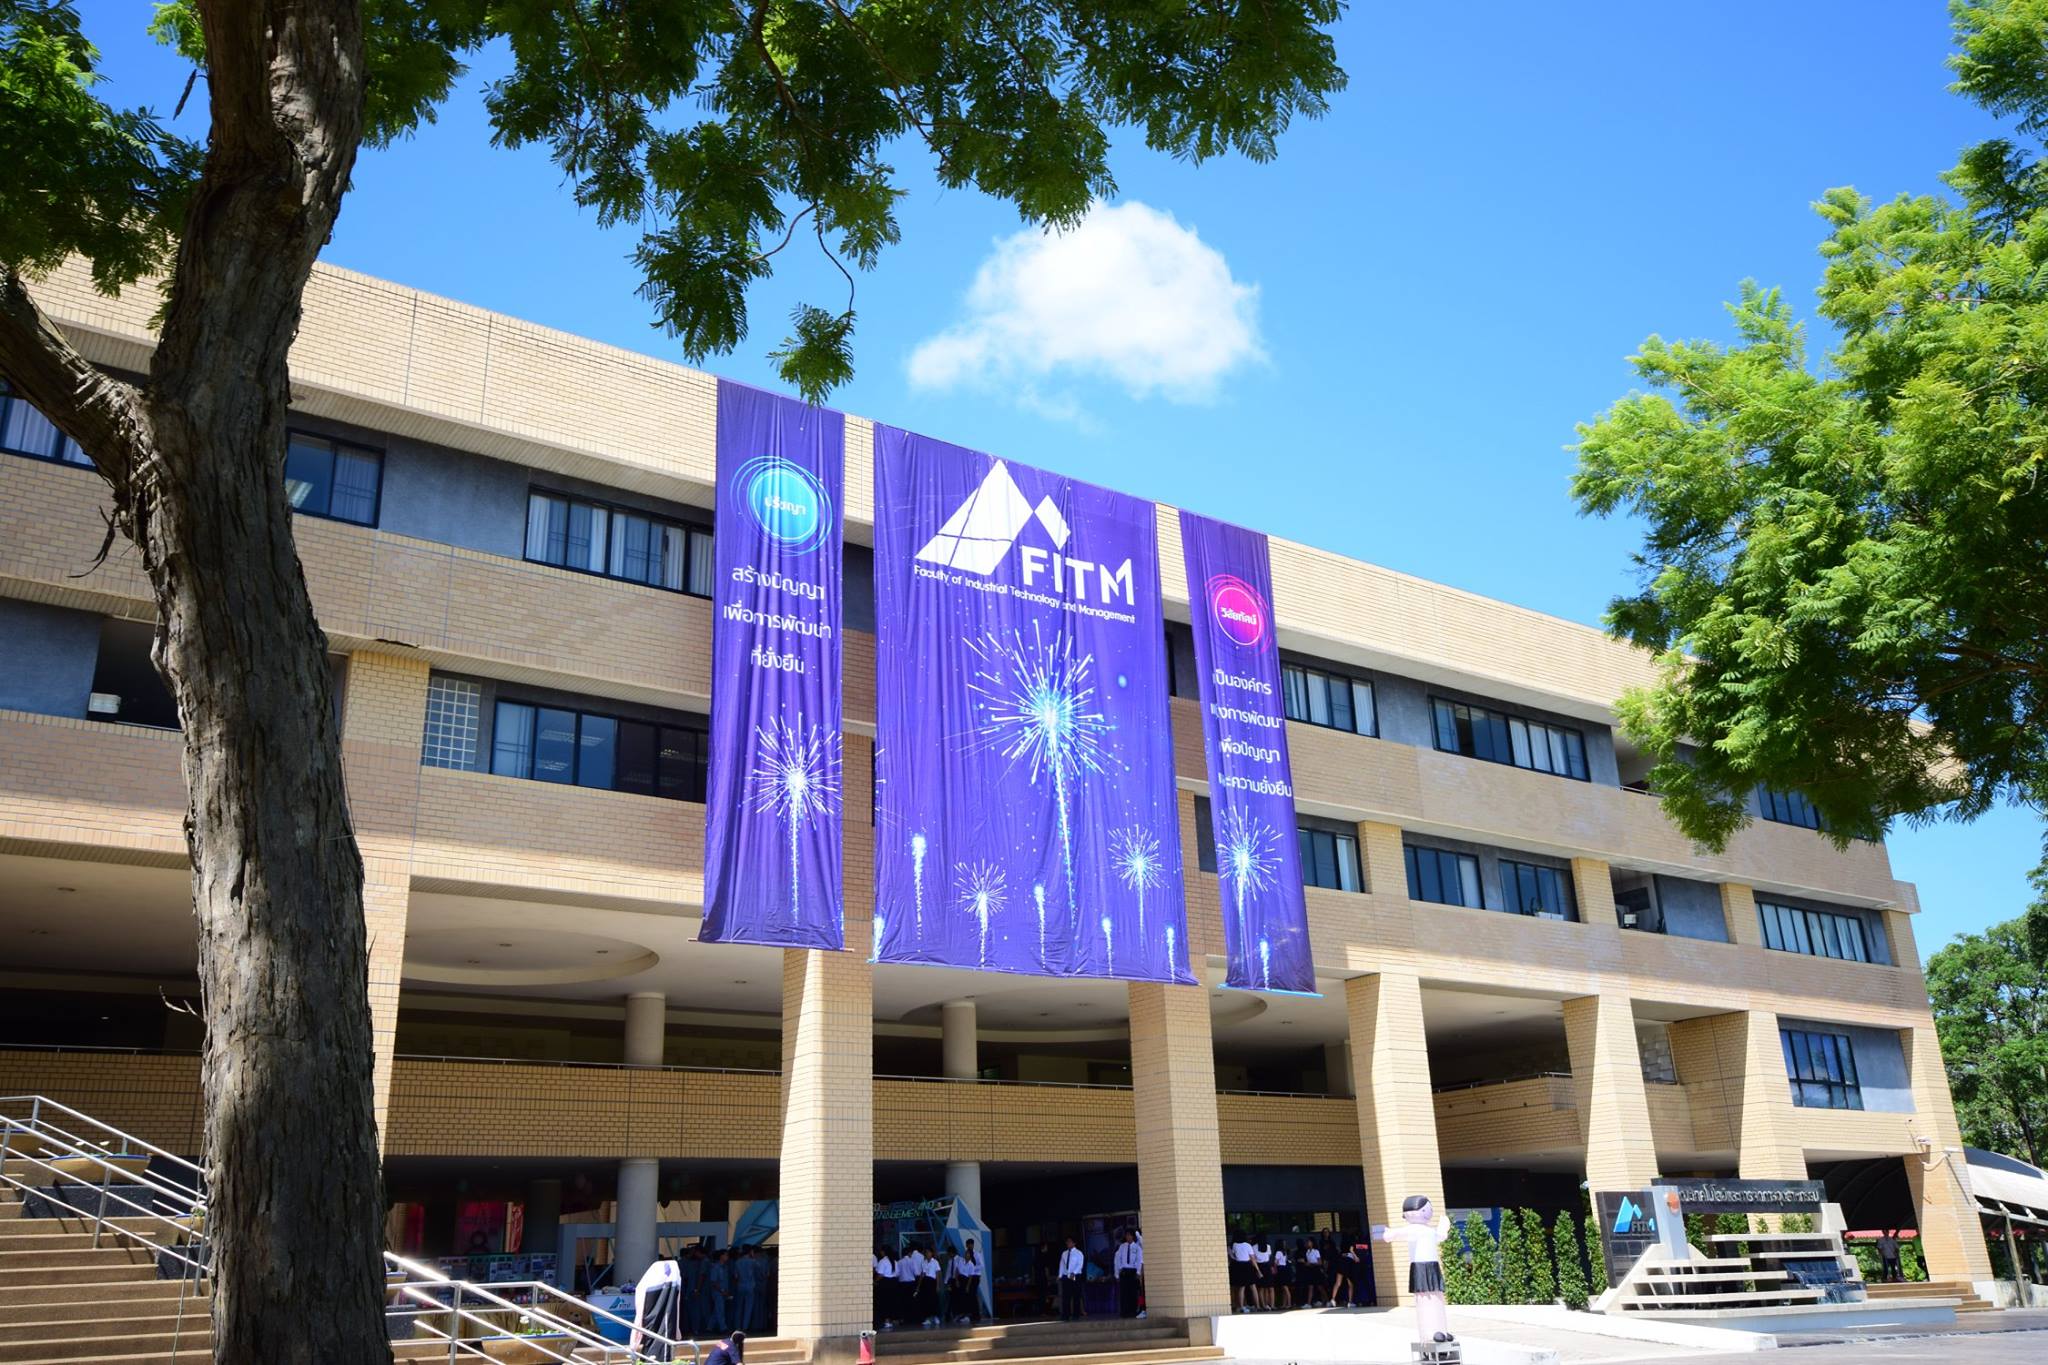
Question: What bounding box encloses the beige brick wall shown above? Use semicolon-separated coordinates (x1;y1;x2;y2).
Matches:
1346;973;1444;1305
1128;982;1232;1320
778;946;875;1342
1563;995;1661;1190
1903;1026;1995;1281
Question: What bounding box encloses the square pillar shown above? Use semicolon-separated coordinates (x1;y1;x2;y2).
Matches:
1720;883;1763;947
1732;1010;1806;1181
1360;822;1405;899
1127;981;1232;1320
1572;859;1620;928
337;649;431;1139
1346;972;1444;1304
1882;910;1919;966
778;945;874;1349
1563;994;1660;1191
1903;1026;1995;1282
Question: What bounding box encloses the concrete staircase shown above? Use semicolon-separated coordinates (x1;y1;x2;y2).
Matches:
1864;1277;1999;1314
873;1317;1224;1365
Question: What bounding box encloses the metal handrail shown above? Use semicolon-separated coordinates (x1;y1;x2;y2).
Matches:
384;1253;698;1364
1430;1071;1572;1093
0;1093;207;1186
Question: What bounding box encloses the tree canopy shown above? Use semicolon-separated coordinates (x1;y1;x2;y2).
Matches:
1570;0;2047;855
1926;868;2048;1166
4;0;1344;398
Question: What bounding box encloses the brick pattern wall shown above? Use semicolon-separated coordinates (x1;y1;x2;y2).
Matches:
1128;983;1232;1320
1432;1077;1579;1163
1563;994;1661;1190
778;945;874;1342
1346;973;1444;1304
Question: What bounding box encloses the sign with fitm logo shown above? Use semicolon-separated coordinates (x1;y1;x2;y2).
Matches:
869;426;1192;984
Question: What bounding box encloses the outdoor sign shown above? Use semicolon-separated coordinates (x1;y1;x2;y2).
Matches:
1660;1177;1825;1215
870;427;1193;982
1593;1189;1661;1282
699;380;846;951
1177;510;1314;994
1595;1178;1829;1280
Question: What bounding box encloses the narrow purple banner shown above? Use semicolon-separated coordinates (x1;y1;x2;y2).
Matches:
872;428;1192;983
699;380;844;951
1178;511;1314;994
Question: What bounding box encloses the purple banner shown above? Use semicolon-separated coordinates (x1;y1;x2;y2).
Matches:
699;380;844;951
872;428;1192;983
1178;511;1314;994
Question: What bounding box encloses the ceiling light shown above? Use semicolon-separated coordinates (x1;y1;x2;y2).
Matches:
732;979;748;985
498;942;513;948
465;958;481;965
57;887;77;893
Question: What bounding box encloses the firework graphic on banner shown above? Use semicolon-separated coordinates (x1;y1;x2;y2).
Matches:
910;832;929;934
749;716;842;923
955;860;1008;968
1110;825;1164;939
966;624;1114;935
1216;805;1280;988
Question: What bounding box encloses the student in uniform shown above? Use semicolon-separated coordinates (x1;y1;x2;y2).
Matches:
1113;1230;1144;1318
896;1244;922;1327
919;1243;944;1326
1270;1243;1292;1311
873;1246;897;1330
681;1247;709;1337
1300;1239;1323;1306
1228;1232;1259;1314
950;1238;984;1325
733;1247;761;1333
707;1250;735;1335
704;1330;746;1365
1057;1237;1087;1321
1252;1239;1274;1310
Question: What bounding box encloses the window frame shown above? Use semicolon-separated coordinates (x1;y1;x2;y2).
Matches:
1781;1027;1863;1110
1758;899;1872;964
1403;843;1484;909
1280;659;1378;737
523;485;714;598
1499;858;1579;920
1428;695;1590;782
1297;825;1363;893
0;378;92;467
489;695;710;801
283;428;385;527
1757;785;1825;831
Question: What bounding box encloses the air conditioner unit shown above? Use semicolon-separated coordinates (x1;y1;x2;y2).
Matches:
87;692;121;716
1620;910;1641;929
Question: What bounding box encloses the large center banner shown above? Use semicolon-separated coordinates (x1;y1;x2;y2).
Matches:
699;380;844;951
872;428;1193;983
1178;511;1314;993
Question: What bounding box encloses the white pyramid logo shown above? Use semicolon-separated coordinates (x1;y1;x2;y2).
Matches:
916;460;1070;575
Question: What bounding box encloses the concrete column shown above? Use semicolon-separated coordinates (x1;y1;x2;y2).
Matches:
941;999;977;1079
1730;1009;1806;1181
336;650;432;1141
1324;1041;1354;1098
940;1000;983;1213
1346;972;1445;1305
778;946;874;1353
624;991;667;1067
615;992;667;1283
1902;1026;1995;1284
1720;883;1763;947
524;1178;562;1256
1881;910;1919;966
615;1158;660;1285
1563;995;1660;1192
1128;981;1232;1321
1571;858;1620;927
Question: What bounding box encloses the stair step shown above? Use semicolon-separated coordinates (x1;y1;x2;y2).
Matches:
0;1327;212;1364
0;1297;208;1329
880;1349;1220;1365
0;1262;163;1289
0;1279;199;1309
0;1157;152;1183
0;1309;212;1340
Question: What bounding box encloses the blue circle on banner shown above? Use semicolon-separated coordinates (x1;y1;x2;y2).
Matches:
736;457;832;553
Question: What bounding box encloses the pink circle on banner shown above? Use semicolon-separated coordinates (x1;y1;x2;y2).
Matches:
1207;574;1268;649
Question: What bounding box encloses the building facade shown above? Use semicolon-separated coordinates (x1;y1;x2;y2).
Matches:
0;260;1994;1349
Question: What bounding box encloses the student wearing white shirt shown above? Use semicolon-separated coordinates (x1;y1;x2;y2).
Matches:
1252;1240;1274;1311
1112;1230;1144;1318
1228;1235;1259;1314
1271;1244;1292;1311
1300;1240;1324;1306
918;1246;942;1327
1056;1237;1087;1321
949;1238;984;1325
873;1247;897;1329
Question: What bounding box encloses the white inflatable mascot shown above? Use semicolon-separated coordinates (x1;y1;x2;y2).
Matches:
1372;1194;1454;1345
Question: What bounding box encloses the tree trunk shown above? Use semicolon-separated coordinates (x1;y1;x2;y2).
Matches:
1;3;390;1360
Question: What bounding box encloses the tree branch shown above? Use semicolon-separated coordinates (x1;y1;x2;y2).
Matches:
0;265;151;507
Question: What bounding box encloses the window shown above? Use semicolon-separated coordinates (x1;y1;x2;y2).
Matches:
1759;900;1871;963
1501;860;1578;919
1298;826;1362;892
1781;1028;1862;1110
1282;663;1376;736
88;619;179;729
1404;844;1483;908
490;698;707;801
525;490;714;595
1758;785;1824;831
1;378;91;466
283;432;382;525
1431;698;1588;780
421;677;482;770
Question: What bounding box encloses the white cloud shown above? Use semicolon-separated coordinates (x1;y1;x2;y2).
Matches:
907;201;1263;409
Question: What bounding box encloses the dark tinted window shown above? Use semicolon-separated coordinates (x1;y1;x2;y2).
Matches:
1431;698;1588;781
283;432;382;526
1501;860;1577;919
1782;1028;1862;1110
1404;844;1482;908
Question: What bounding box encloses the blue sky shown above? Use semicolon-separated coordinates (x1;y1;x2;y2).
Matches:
87;2;2042;958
